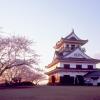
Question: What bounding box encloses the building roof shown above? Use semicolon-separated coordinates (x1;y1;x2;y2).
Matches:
47;57;100;68
64;29;86;41
54;30;88;49
63;47;91;59
46;67;98;75
84;70;100;77
47;47;100;68
59;58;100;63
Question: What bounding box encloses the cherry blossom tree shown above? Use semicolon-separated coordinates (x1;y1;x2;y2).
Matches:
0;36;38;76
2;65;47;85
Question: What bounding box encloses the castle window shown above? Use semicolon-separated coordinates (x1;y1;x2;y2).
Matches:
76;65;82;69
88;65;93;69
71;45;75;50
66;44;69;48
64;64;70;69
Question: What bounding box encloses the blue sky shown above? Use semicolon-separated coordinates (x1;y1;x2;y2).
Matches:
0;0;100;68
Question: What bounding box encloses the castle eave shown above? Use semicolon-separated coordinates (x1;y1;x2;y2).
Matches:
47;58;59;68
46;68;98;75
59;58;100;64
54;39;88;49
46;58;100;68
63;39;88;45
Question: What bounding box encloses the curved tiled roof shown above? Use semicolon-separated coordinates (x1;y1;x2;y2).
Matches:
46;67;97;75
59;58;100;63
84;70;100;77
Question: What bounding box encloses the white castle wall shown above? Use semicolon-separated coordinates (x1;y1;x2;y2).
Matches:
59;72;87;77
47;62;96;73
58;62;96;69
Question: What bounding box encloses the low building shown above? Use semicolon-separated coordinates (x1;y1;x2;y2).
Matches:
84;70;100;86
46;30;100;85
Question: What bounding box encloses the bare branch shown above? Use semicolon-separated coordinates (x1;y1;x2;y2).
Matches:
0;35;39;76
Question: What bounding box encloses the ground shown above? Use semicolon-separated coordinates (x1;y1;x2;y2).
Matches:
0;86;100;100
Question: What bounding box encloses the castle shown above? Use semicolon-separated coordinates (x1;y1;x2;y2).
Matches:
46;30;100;85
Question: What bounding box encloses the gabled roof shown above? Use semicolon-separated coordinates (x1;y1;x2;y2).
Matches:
59;48;100;63
63;48;91;59
65;29;81;40
54;30;88;49
47;48;100;68
63;30;88;45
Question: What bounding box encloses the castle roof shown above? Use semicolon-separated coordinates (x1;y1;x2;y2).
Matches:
47;48;100;68
46;67;98;75
84;70;100;78
54;30;88;49
47;58;100;68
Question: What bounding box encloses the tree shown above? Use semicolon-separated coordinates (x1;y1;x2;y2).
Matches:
2;66;23;83
2;65;47;85
0;36;38;76
31;72;47;85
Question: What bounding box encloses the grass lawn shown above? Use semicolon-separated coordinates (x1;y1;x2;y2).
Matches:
0;86;100;100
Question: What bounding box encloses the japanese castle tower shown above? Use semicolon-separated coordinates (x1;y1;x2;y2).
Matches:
46;30;100;85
